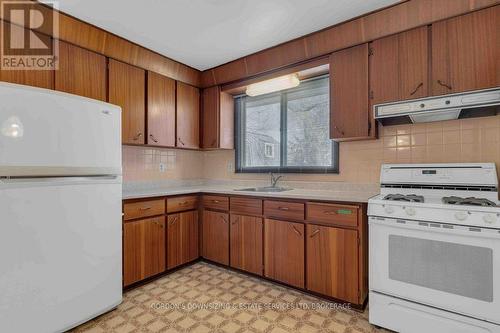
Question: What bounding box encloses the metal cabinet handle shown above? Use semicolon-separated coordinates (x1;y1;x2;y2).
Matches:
139;207;151;211
133;132;143;141
309;229;320;238
149;134;158;143
170;216;178;225
278;206;289;211
179;201;188;205
437;80;452;90
213;200;220;203
178;137;185;146
291;225;302;237
221;216;228;223
333;124;344;136
153;221;164;228
231;217;239;225
410;82;423;96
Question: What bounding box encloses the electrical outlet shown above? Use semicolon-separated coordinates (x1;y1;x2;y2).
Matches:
159;163;167;173
227;162;234;172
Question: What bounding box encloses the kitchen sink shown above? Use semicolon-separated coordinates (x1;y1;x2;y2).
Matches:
235;186;292;193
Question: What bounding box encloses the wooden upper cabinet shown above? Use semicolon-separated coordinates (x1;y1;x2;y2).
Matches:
201;86;234;149
202;210;229;265
230;214;263;276
167;211;199;269
370;26;429;105
431;6;499;95
55;41;106;101
306;224;359;303
108;59;145;144
264;219;305;288
123;217;166;287
330;43;371;141
176;81;200;148
147;71;176;147
0;22;54;89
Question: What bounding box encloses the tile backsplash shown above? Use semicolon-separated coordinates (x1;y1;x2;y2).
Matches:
123;115;500;184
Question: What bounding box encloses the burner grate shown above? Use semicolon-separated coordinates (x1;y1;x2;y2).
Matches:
383;194;425;203
442;196;497;207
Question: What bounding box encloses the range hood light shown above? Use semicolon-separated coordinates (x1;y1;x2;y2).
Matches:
246;74;300;97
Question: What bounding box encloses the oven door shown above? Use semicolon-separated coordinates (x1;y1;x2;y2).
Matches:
370;217;500;324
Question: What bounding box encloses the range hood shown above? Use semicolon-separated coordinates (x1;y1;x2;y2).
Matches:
374;87;500;126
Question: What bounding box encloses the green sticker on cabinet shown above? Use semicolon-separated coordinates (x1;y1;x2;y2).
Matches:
337;209;352;215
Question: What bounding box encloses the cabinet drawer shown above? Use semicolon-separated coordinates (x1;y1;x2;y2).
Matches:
202;195;229;211
306;202;359;228
264;200;304;221
230;197;262;216
167;195;198;213
124;199;165;220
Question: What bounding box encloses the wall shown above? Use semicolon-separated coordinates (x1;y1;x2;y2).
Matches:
201;115;500;184
122;146;204;182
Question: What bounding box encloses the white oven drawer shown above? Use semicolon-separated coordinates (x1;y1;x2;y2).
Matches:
369;217;500;324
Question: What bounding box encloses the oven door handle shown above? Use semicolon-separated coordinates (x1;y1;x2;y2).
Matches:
369;217;500;240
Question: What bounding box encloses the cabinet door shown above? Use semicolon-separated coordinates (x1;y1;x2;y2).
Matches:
264;219;304;288
167;211;199;269
0;22;53;89
330;44;371;141
306;224;359;303
432;7;499;95
55;41;106;101
201;86;219;149
123;217;166;286
202;210;229;265
176;81;200;148
109;59;145;144
370;26;429;106
230;214;263;275
201;86;234;149
147;71;176;147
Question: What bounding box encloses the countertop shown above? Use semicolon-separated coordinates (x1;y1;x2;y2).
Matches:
122;185;379;203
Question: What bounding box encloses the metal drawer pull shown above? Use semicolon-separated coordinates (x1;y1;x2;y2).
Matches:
153;221;164;228
291;226;302;236
133;132;143;141
139;207;152;211
309;229;320;238
212;200;220;203
278;206;289;211
179;201;188;205
221;216;228;223
231;217;239;225
323;209;352;215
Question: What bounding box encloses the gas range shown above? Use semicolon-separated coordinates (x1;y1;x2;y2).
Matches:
368;163;500;333
368;163;500;229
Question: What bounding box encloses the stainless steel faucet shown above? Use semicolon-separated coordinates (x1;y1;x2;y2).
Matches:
270;173;283;187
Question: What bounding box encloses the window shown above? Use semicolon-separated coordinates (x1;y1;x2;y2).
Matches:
235;76;338;173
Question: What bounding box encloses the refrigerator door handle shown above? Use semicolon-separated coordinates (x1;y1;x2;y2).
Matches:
0;175;121;185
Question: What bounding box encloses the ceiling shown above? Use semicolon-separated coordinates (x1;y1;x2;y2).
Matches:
58;0;399;71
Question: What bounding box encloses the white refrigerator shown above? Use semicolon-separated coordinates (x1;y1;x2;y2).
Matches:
0;82;123;333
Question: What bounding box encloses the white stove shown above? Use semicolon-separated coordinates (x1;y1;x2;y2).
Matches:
368;163;500;333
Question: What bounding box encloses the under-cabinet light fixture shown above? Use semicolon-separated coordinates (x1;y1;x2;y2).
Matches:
246;73;300;97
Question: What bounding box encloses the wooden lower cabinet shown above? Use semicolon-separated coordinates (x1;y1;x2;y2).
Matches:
230;214;263;275
123;217;166;287
167;211;199;269
264;219;305;288
306;224;359;303
202;210;229;265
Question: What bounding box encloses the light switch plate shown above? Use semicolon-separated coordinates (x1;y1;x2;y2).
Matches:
159;163;167;172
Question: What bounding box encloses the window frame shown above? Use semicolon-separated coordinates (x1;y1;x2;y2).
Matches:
234;76;339;174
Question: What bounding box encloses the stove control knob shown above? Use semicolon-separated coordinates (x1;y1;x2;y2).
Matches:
454;211;468;221
405;207;416;216
483;214;496;225
384;206;395;214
